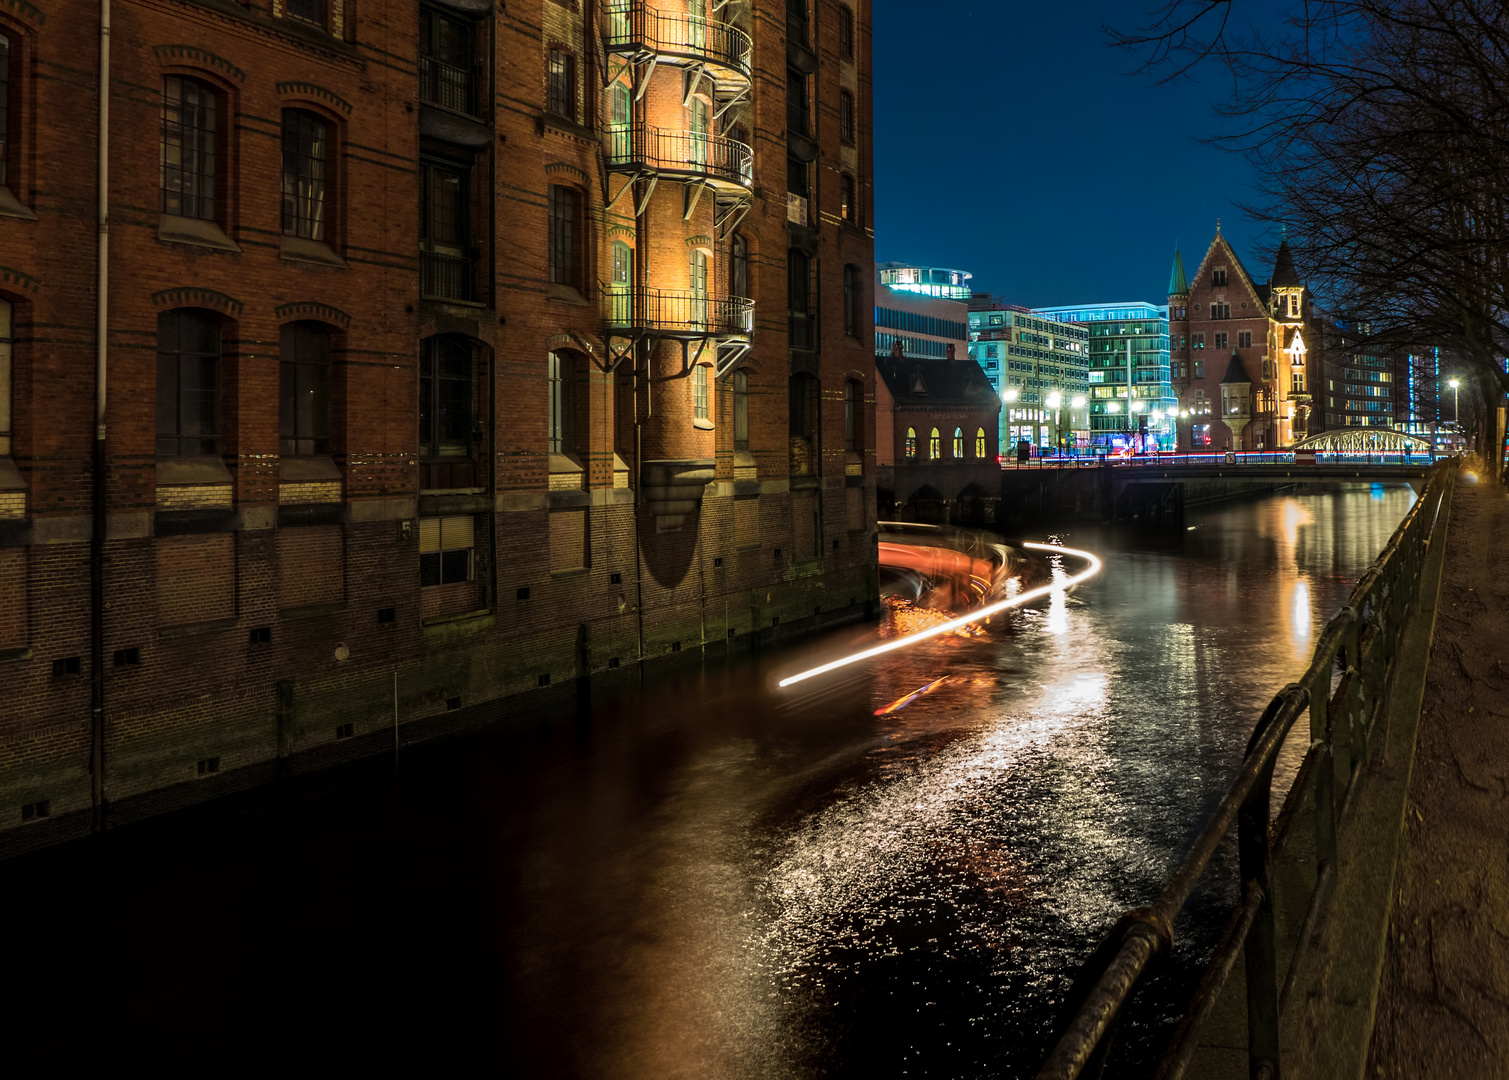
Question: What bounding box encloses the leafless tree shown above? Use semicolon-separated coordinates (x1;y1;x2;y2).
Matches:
1113;0;1509;474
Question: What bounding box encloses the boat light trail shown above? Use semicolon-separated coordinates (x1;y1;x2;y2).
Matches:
777;541;1103;689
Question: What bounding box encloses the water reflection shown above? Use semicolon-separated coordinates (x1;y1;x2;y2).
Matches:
0;485;1419;1078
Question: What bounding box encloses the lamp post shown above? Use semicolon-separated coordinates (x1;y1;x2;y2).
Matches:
1130;399;1146;453
1046;391;1063;456
1448;377;1460;424
1179;409;1189;452
1071;395;1086;458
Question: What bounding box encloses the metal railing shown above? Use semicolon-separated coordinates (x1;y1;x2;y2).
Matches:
603;123;753;188
602;284;753;336
420;249;475;303
604;1;753;77
1001;450;1443;469
419;55;479;116
1037;462;1453;1078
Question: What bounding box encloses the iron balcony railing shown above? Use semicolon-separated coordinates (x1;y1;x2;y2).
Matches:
1036;461;1454;1079
602;285;753;337
420;249;476;303
604;1;753;78
603;123;753;188
419;55;479;116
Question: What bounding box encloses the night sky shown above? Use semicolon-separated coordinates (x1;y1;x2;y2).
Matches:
871;0;1274;308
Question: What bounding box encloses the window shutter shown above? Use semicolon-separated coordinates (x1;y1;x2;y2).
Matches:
420;517;442;554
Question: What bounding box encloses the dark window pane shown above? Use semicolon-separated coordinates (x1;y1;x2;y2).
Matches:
421;336;473;460
0;33;10;187
282;110;328;241
280;322;332;457
156;310;221;457
286;0;327;26
160;77;217;220
420;551;442;588
440;548;471;584
548;185;578;288
548;50;576;120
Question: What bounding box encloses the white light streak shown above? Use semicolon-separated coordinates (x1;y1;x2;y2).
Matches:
777;542;1103;688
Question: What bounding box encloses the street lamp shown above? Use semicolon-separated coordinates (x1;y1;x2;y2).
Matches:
1448;378;1460;424
1046;391;1063;454
1130;399;1146;453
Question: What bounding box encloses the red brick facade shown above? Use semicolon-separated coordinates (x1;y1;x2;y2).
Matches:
0;0;876;849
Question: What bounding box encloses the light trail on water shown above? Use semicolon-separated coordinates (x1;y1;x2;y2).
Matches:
776;541;1103;689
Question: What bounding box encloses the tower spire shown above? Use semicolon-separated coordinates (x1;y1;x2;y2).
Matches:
1168;247;1189;296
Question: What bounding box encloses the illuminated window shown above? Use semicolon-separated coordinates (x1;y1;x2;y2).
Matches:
840;172;855;223
548;50;577;121
904;427;916;461
419;515;474;586
286;0;328;28
693;363;709;421
975;428;986;458
928;428;940;460
952;428;963;458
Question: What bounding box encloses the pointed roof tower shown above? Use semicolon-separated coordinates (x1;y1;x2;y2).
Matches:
1168;248;1189;296
1271;237;1301;289
1220;352;1250;385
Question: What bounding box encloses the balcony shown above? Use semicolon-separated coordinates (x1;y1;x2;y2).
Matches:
603;285;753;339
421;249;476;303
604;124;753;192
604;1;752;89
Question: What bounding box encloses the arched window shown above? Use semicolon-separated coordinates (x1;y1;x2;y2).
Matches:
975;427;986;458
730;234;749;299
161;76;218;222
732;371;749;451
281;109;330;242
608;240;633;323
279;321;332;457
693;363;709;422
904;427;916;461
607;83;631;159
547;350;576;455
952;428;963;458
928;428;940;460
157;309;222;457
689;248;710;326
0;298;11;456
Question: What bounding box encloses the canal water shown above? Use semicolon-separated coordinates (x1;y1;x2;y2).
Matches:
3;484;1417;1076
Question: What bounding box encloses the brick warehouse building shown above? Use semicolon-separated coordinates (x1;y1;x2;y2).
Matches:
0;0;876;848
1167;227;1320;452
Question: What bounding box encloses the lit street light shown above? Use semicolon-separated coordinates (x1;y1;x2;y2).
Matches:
1448;378;1460;424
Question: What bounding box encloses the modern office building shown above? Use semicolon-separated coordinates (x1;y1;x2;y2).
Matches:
1034;302;1176;450
0;0;876;849
1316;322;1398;431
968;300;1090;449
875;264;970;361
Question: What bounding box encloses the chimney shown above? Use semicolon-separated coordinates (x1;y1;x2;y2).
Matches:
946;343;957;363
890;339;904;358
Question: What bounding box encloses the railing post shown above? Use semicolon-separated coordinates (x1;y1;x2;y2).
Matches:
1240;741;1281;1079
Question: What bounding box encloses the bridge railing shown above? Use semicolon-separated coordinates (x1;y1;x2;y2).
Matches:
1002;450;1442;470
1036;462;1453;1079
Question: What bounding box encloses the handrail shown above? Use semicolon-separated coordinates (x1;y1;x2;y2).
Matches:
604;1;753;77
601;283;753;336
1037;462;1453;1079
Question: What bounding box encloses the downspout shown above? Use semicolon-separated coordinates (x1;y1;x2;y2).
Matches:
90;0;110;829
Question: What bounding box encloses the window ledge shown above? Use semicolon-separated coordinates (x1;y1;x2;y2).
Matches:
421;607;491;628
156;455;234;486
280;236;347;269
158;214;240;253
693;418;715;431
0;456;25;493
541;113;598;142
547;283;590;306
0;186;37;222
280;455;342;482
550;567;589;579
280;600;348;620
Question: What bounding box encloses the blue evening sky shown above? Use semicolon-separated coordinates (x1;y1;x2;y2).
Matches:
871;0;1276;308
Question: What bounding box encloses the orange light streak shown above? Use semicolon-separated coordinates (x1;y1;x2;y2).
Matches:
777;541;1103;689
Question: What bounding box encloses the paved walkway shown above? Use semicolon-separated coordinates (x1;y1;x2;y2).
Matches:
1368;472;1509;1077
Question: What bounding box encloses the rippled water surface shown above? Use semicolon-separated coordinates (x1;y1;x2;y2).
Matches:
3;485;1417;1076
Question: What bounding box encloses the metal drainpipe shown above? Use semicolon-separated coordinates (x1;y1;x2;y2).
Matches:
90;0;111;829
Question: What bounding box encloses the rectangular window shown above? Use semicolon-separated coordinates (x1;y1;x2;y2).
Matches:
420;159;473;301
160;77;217;221
1194;361;1203;379
0;298;10;456
838;5;853;57
548;351;575;455
420;516;474;587
420;7;478;115
1212;269;1227;286
547;185;579;289
840;173;855;223
839;91;855;145
844;380;858;451
693;364;709;421
788;249;811;350
285;0;328;27
548;50;576;121
157;310;221;457
733;371;749;451
843;263;860;337
1215;332;1228;349
281;110;329;242
419;336;473;460
1193;333;1204;349
279;322;332;457
786;67;808;136
1238;331;1252;349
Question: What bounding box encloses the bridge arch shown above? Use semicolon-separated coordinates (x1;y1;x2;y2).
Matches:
1291;428;1431;453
